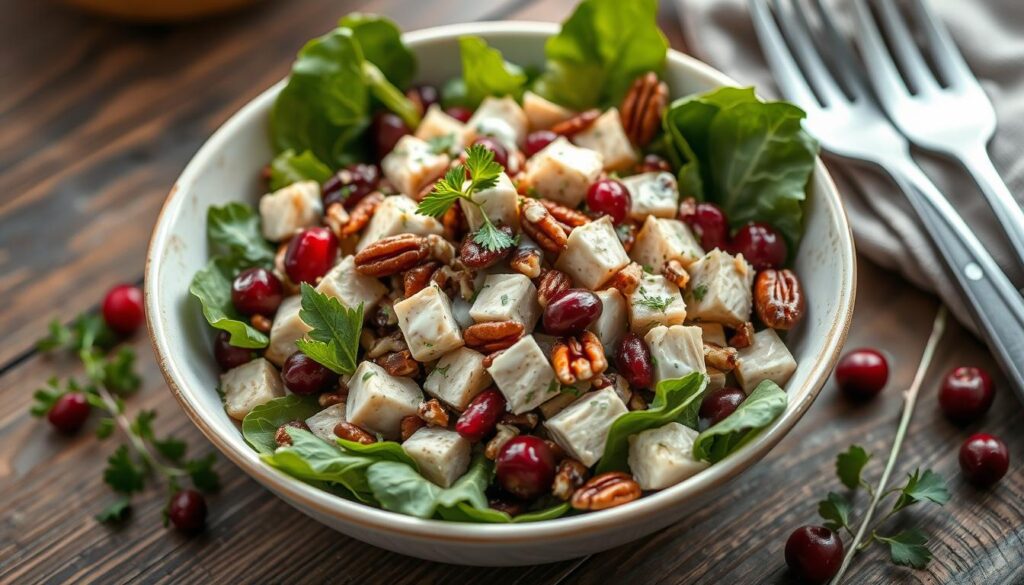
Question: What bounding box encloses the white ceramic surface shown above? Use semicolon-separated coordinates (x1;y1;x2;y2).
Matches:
145;21;856;566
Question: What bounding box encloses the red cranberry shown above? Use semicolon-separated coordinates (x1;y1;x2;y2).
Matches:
525;130;558;157
282;352;338;395
284;227;338;284
731;222;787;270
586;179;631;225
543;289;603;336
939;366;995;424
471;136;509;170
495;436;556;500
456;388;507;442
213;331;256;371
636;153;672;173
959;433;1009;487
679;200;729;251
407;84;440;113
615;333;653;390
785;525;844;584
445;106;473;123
231;268;283;316
835;348;889;400
372;112;410;160
47;393;90;434
102;284;144;335
168;489;207;533
698;387;746;431
322;163;380;209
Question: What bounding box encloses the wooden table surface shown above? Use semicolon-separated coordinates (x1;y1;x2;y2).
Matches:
1;0;1021;583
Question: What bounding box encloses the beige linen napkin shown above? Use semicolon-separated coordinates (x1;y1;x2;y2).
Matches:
675;0;1024;331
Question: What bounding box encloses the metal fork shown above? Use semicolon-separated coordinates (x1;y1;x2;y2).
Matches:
747;0;1024;399
852;0;1024;266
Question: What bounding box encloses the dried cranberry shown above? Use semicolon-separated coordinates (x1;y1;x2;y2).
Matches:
459;227;515;269
47;393;91;434
472;136;509;170
168;489;207;533
835;348;889;401
445;106;473;123
284;227;338;284
698;387;746;430
525;130;558;157
785;525;844;584
213;331;256;371
959;433;1009;487
731;222;787;270
322;163;380;209
939;366;995;424
679;200;729;251
102;284;144;335
543;289;603;336
615;333;653;390
231;267;283;316
282;352;338;395
456;388;507;442
495;436;556;500
586;179;631;225
372;112;410;160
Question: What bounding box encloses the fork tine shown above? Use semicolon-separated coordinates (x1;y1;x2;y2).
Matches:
908;0;977;88
850;0;910;105
870;0;939;94
804;0;867;101
747;0;821;110
768;0;846;107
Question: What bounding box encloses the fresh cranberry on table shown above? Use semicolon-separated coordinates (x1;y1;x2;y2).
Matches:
47;393;91;434
730;222;787;270
471;136;509;170
938;366;995;424
371;112;410;160
835;348;889;401
322;163;380;209
102;284;144;335
959;433;1009;487
284;227;338;284
213;331;255;371
698;387;747;430
282;352;338;395
406;84;440;114
456;388;507;442
586;178;631;225
543;289;603;336
524;130;558;158
495;436;556;500
168;489;207;534
445;106;473;123
784;525;844;584
230;267;283;316
679;200;729;251
615;333;653;390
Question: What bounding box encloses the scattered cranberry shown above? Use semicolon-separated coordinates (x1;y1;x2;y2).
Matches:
213;330;255;371
456;388;506;442
525;130;558;157
959;433;1009;487
495;436;556;500
731;222;787;270
785;525;844;584
445;106;473;123
102;284;144;335
636;153;672;173
679;200;729;251
168;489;207;533
284;227;338;284
282;352;338;395
835;348;889;400
372;112;410;160
615;333;653;390
586;179;631;225
322;163;380;209
472;136;509;170
698;387;746;430
407;84;440;114
47;393;91;434
231;268;283;316
543;289;603;336
939;366;995;424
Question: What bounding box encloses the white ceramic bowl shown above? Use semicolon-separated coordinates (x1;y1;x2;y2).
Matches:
146;21;855;566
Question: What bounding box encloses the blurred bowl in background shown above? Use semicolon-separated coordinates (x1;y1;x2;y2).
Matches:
63;0;260;22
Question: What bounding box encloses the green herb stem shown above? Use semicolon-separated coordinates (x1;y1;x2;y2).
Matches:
95;384;187;482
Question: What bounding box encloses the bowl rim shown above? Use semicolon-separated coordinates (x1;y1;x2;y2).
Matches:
145;20;856;543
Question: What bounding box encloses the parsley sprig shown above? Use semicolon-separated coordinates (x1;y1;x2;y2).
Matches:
295;283;363;375
416;144;516;252
634;285;673;313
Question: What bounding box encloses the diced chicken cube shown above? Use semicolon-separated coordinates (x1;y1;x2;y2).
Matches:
630;216;704;271
265;295;312;366
356;195;443;252
486;335;560;414
623;172;679;221
394;285;464;362
523;90;575;130
627;274;687;334
469;274;541;332
315;256;387;314
544;387;628;467
346;361;423;440
221;358;285;420
555;216;630;289
685;250;755;326
305;404;347;443
423;347;492;409
588;288;628;352
466;96;529;149
571;108;637;171
402;427;471;488
645;325;706;385
380;135;451;198
628;422;709;490
735;329;797;393
259;181;323;242
697;322;727;347
460;173;520;232
414;104;470;152
520;137;603;207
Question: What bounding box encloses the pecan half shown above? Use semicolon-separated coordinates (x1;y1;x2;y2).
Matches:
481;349;506;368
319;386;348;407
570;472;642;511
400;415;425;441
552;331;608;385
620;72;669;147
509;246;543;279
459;227;515;269
433;264;476;301
602;262;643;296
499;412;539;431
274;420;310;447
354;233;429;277
663;259;690;289
365;330;406;359
703;342;738;372
536;269;572;308
417;398;450;427
550;109;600;136
755;269;805;330
464;321;525;353
552;459;590;501
484;424;520;460
250;314;272;334
324;202;350;238
424;234;456;265
521;198;568;254
403;261;441;297
334;422;376;445
338;192;384;238
375;349;420;378
539;199;590;228
729;322;756;349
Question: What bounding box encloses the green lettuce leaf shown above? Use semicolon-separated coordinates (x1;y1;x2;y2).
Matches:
692;380;787;463
206;203;275;267
438;501;570;523
189;257;269;348
339;13;416;89
268;149;332;191
336;438;418;468
458;36;528;107
261;427;378;503
242;395;322;454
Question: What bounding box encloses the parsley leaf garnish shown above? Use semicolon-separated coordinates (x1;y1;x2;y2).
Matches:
295;283;364;375
104;445;146;494
836;444;871;490
878;529;933;569
892;468;950;512
691;282;708;302
817;492;852;532
95;497;132;524
634;286;673;313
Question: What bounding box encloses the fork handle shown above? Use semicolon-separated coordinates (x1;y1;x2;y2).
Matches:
892;161;1024;400
957;146;1024;267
